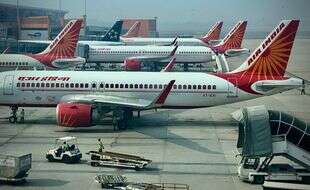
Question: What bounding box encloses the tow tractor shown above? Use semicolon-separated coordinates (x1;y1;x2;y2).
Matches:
46;136;82;163
86;150;152;170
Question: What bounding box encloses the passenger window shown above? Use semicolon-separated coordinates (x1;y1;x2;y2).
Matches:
120;84;124;88
193;85;197;89
198;85;201;89
61;83;64;88
16;83;20;87
80;83;84;88
125;84;128;88
21;83;25;87
115;84;119;88
203;85;206;90
149;84;153;89
92;83;96;88
173;85;177;89
75;83;79;88
139;84;143;89
144;84;148;89
134;84;138;88
69;83;73;88
159;84;162;89
208;85;211;90
46;83;50;88
65;83;69;88
213;85;216;90
188;85;192;89
105;84;109;88
56;83;60;88
110;84;114;88
51;83;55;88
183;85;187;89
178;85;182;89
154;84;158;89
41;83;45;87
36;83;40;88
129;84;133;88
85;83;89;88
26;83;30;87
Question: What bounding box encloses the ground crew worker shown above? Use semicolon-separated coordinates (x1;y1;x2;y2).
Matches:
112;115;118;131
98;138;104;152
301;79;306;95
20;109;25;123
63;141;69;151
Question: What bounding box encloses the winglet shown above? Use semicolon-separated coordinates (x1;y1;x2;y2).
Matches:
153;80;175;106
169;36;179;46
161;57;176;72
2;47;9;54
169;45;178;56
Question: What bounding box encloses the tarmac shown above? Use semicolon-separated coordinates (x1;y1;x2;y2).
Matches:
0;39;309;190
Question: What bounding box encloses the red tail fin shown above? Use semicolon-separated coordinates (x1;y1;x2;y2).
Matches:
233;20;300;80
122;21;141;38
200;21;223;43
39;19;83;57
213;21;247;53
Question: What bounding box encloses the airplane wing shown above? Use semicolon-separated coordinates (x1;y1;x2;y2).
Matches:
19;40;52;44
60;80;175;109
126;45;178;63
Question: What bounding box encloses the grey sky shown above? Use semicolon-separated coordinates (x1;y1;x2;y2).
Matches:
2;0;310;32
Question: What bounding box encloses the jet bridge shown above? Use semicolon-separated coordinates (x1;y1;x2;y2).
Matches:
233;105;310;170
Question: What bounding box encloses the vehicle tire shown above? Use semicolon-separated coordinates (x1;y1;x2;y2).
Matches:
46;154;54;162
253;175;265;184
91;162;99;167
62;155;71;163
9;116;17;123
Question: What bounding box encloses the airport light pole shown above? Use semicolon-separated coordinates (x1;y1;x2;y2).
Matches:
16;0;20;53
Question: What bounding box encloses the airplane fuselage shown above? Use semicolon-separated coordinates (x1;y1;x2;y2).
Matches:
88;45;214;63
0;70;260;108
121;37;206;46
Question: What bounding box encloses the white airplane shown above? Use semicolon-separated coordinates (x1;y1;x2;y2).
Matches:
87;21;248;71
18;20;126;47
0;19;85;71
0;20;301;130
121;21;224;46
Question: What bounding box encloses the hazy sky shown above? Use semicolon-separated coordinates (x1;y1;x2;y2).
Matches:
2;0;310;33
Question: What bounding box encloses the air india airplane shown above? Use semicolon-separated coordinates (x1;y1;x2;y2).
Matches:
121;21;224;46
0;19;84;71
0;20;301;130
87;21;249;71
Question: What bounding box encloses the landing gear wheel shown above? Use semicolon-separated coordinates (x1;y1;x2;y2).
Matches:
9;116;17;123
62;155;71;164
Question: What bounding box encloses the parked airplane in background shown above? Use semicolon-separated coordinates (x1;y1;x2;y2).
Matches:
18;20;126;48
121;21;224;46
0;19;84;71
87;21;248;71
0;20;301;130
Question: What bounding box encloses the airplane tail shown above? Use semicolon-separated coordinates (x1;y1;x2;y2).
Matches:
215;20;300;94
122;21;141;38
38;19;83;57
232;20;299;79
212;21;247;54
102;20;123;41
200;21;223;44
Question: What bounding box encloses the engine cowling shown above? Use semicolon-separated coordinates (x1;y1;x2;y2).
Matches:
124;59;141;71
56;103;96;127
224;48;250;57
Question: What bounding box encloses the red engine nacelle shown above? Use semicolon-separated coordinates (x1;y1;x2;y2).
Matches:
124;59;141;71
56;103;93;127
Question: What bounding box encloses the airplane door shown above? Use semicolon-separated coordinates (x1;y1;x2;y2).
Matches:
227;78;238;97
3;75;14;95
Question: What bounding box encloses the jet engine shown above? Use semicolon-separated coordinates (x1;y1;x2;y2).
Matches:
123;59;142;71
224;48;250;57
56;103;99;127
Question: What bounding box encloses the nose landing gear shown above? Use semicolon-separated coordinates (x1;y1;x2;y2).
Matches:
9;106;18;123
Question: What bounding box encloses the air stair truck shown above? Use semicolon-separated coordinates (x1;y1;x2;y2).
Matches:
232;105;310;185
